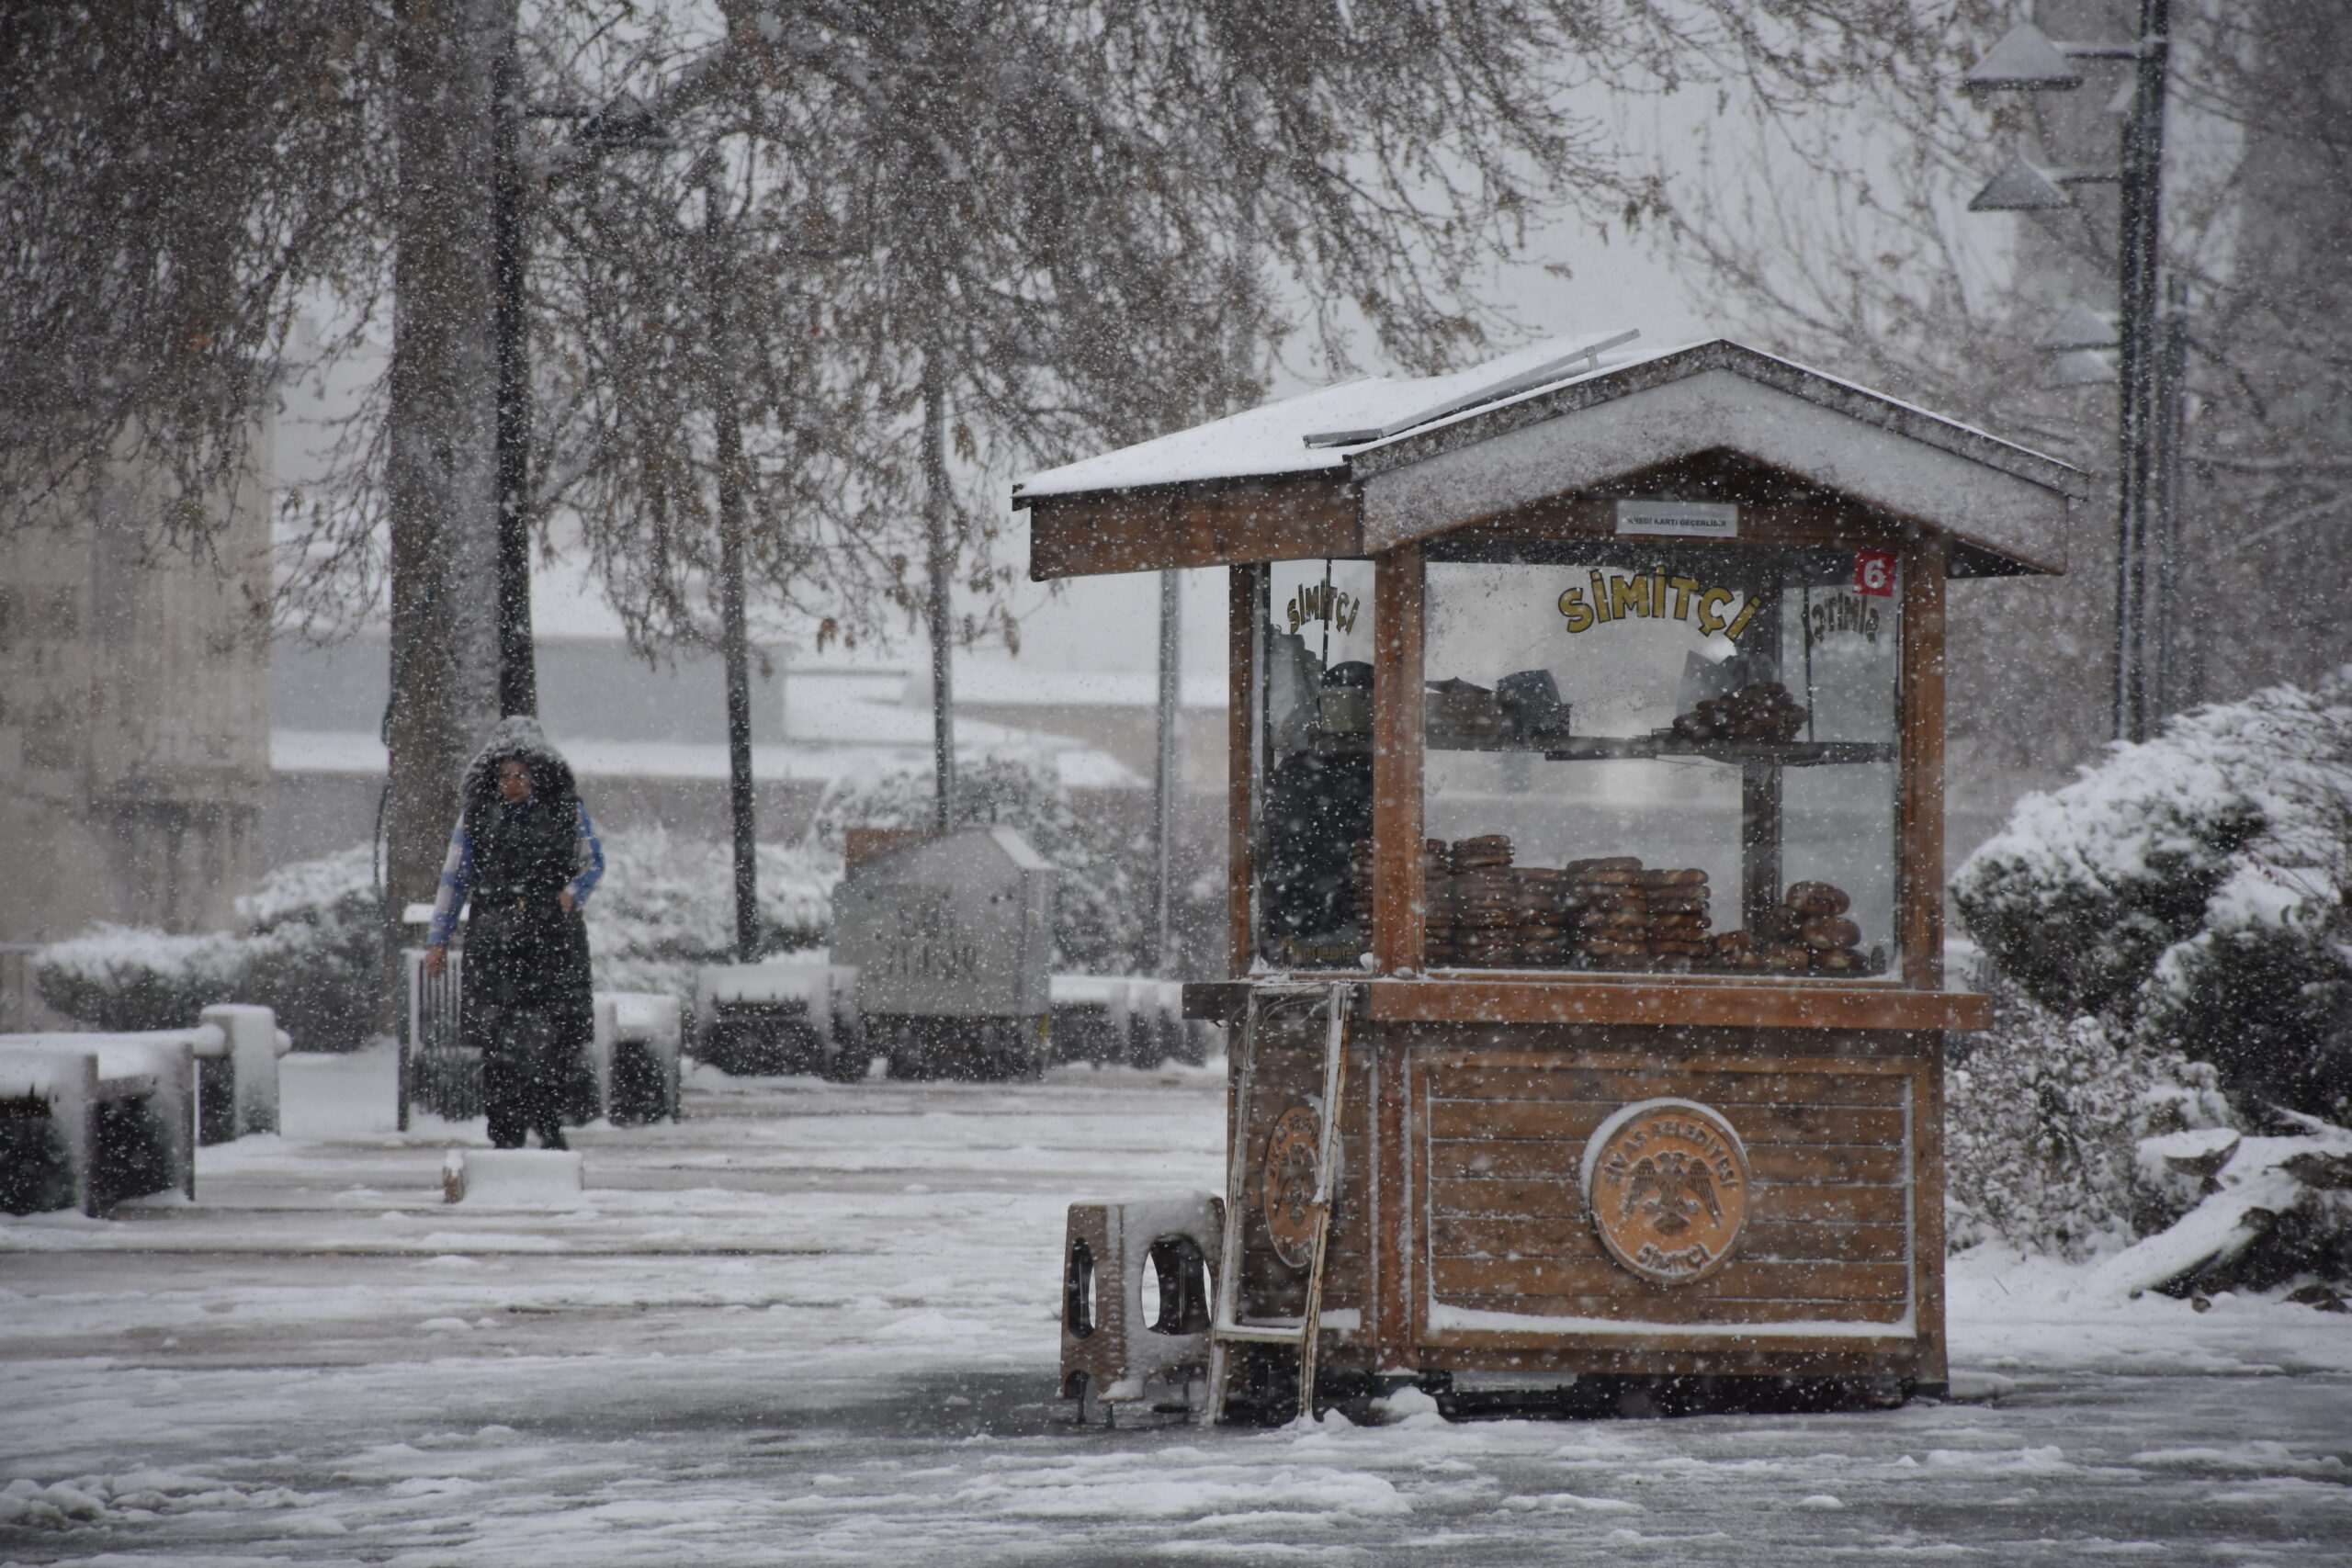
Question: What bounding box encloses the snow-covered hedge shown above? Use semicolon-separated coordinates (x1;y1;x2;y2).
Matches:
583;826;835;998
37;831;840;1048
37;848;383;1050
32;928;246;1034
1954;672;2352;1123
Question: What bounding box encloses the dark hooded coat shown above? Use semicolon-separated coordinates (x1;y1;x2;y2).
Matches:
454;719;597;1118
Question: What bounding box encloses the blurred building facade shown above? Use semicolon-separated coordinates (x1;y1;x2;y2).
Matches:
0;440;272;948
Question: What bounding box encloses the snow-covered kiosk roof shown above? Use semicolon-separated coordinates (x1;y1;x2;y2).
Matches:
1015;333;2084;580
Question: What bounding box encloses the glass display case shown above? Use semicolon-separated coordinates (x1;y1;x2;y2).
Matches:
1420;541;1899;976
1250;558;1377;969
1248;543;1905;978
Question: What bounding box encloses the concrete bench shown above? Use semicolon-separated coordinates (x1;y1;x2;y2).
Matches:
693;960;865;1079
591;992;683;1125
0;1033;198;1215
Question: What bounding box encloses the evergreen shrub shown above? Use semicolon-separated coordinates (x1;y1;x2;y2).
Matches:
1953;672;2352;1123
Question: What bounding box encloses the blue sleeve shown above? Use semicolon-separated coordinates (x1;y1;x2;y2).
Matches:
425;817;474;947
570;802;605;905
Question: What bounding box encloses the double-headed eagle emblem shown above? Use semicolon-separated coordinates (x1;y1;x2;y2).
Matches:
1618;1148;1724;1237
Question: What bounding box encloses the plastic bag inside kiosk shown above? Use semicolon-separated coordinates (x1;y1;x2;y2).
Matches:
1022;335;2082;1426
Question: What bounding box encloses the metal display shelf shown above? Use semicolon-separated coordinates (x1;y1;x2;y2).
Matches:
1426;730;1896;766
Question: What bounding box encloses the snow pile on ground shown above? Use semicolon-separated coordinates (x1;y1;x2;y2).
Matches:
0;1470;318;1531
2081;1120;2352;1302
6;1048;2352;1563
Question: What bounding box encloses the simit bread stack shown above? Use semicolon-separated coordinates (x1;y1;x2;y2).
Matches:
1419;839;1458;963
1668;681;1808;743
1448;836;1518;966
1415;838;1575;966
1560;858;1707;966
1637;868;1713;963
1749;880;1866;970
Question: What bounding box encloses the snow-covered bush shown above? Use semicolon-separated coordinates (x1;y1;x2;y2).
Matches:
32;928;245;1033
230;847;388;1053
1954;672;2352;1123
1946;988;2165;1258
809;753;1158;974
1944;973;2249;1259
37;832;839;1046
583;826;835;998
37;849;386;1051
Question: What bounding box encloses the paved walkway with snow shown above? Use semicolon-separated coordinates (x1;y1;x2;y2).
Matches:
4;1048;2349;1564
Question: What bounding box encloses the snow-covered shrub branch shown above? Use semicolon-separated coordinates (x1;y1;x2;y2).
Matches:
1945;979;2234;1259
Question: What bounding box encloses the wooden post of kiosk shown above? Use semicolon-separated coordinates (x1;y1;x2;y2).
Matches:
1030;335;2084;1424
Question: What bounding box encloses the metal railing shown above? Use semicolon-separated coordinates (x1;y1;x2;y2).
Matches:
399;949;480;1128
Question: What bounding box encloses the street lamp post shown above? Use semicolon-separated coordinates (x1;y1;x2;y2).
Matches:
1966;2;2174;743
1151;570;1182;978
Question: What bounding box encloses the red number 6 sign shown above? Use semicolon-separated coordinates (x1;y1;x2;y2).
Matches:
1854;550;1895;597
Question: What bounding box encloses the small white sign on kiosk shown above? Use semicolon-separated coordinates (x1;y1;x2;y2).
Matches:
1614;498;1739;538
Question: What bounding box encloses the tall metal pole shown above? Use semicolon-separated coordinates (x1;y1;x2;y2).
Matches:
2112;0;2170;742
706;171;760;964
922;367;957;834
2152;276;2191;716
491;8;536;718
1151;570;1182;977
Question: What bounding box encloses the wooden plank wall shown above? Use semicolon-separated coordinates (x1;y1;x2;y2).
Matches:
1409;1047;1921;1338
1232;1007;1377;1369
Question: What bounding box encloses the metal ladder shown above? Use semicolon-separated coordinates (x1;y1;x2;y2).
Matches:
1204;979;1352;1426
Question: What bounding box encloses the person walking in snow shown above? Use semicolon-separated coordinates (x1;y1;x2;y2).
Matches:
423;718;605;1150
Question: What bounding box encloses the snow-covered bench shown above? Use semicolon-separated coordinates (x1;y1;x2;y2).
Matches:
693;959;866;1080
1050;976;1208;1068
591;992;682;1125
190;1004;292;1145
0;1032;199;1215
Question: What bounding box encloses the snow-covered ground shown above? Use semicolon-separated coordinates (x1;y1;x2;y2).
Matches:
4;1048;2348;1564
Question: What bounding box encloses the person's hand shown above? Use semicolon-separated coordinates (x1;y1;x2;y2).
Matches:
559;889;577;913
424;944;447;979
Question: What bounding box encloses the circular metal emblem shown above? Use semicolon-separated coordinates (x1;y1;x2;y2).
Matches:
1260;1105;1323;1269
1579;1098;1753;1286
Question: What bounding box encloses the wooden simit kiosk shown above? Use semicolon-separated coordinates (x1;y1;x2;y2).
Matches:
1030;333;2082;1424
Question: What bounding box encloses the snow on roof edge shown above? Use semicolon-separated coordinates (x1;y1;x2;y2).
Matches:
1013;333;2083;505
